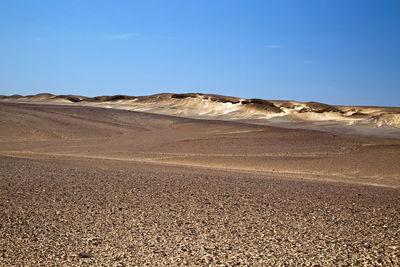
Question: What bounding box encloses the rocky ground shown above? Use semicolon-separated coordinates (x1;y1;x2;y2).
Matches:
1;102;399;266
1;156;399;266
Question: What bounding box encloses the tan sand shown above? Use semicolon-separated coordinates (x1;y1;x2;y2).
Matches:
0;101;399;265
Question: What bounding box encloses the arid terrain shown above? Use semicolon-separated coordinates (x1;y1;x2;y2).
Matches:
2;92;400;138
1;97;400;265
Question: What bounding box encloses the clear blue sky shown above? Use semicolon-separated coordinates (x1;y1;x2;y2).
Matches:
1;0;399;106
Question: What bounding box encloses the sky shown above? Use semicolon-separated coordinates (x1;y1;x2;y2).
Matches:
1;0;399;106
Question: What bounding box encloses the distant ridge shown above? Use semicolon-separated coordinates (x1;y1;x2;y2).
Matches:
1;92;400;136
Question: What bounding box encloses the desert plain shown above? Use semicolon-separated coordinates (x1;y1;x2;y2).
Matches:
0;95;399;266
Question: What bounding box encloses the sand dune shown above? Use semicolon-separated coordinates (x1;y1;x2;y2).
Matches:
2;93;400;138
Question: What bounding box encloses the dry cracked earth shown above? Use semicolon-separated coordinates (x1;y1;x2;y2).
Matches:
0;102;399;266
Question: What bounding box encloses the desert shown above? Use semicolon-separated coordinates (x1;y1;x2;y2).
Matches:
0;95;399;266
2;1;400;265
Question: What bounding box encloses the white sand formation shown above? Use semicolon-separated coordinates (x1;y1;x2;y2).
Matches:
1;93;399;136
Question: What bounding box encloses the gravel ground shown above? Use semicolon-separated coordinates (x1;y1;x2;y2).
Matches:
1;156;399;266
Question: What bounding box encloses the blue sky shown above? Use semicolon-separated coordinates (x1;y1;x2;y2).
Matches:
1;0;399;106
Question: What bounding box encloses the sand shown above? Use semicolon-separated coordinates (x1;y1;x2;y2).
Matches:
2;92;400;138
0;101;399;265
